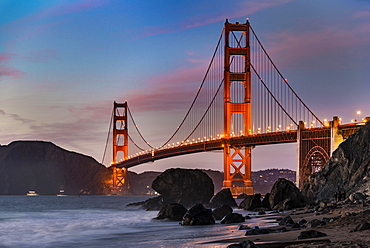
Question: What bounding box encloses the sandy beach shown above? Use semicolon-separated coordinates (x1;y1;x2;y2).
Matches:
208;203;370;247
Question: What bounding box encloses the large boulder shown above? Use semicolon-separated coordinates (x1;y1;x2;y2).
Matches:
155;203;188;221
220;213;245;224
152;168;214;208
209;188;237;208
212;205;233;220
239;194;262;210
181;203;215;226
269;178;307;210
303;121;370;200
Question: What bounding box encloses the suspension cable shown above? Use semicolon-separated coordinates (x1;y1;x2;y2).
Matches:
156;28;225;149
101;107;114;164
126;105;154;149
249;25;324;126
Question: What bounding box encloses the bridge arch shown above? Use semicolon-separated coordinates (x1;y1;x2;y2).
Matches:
302;146;330;183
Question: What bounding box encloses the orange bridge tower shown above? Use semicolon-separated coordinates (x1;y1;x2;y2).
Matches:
223;20;253;195
112;101;129;193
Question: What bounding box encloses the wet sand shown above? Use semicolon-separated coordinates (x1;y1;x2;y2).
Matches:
208;203;370;247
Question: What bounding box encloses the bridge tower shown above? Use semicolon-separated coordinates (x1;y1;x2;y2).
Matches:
112;101;129;193
223;20;254;195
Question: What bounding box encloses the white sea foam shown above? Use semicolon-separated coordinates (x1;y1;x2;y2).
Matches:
0;196;276;247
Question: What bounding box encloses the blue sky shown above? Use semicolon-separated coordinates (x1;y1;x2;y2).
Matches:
1;0;370;173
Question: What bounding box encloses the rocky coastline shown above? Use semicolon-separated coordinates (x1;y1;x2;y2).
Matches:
130;121;370;247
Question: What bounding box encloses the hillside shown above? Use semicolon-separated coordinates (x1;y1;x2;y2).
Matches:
0;141;111;195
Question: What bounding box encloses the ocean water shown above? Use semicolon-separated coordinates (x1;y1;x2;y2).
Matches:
0;195;277;247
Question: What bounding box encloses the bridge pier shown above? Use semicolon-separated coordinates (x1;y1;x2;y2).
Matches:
330;116;343;156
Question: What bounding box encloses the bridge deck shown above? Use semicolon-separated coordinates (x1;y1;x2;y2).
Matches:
113;130;298;168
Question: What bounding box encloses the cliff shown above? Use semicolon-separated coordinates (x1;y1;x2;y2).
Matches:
303;121;370;200
0;141;111;195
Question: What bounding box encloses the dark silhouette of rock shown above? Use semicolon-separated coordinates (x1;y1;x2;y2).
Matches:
0;141;110;195
152;168;214;208
227;240;259;248
209;188;237;208
297;230;327;240
349;192;366;203
269;178;307;210
239;194;262;210
155;203;187;221
212;205;233;220
279;215;294;225
303;121;370;200
351;222;370;232
261;193;270;208
220;213;245;224
181;203;215;226
127;195;164;210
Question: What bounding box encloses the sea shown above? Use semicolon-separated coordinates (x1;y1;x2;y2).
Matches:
0;195;278;248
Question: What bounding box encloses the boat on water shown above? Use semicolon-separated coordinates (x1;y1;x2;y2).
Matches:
56;189;67;197
26;190;38;196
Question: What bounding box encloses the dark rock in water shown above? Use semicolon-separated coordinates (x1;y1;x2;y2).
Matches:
152;168;214;208
239;194;262;210
212;205;233;220
155;203;187;221
351;222;370;232
220;213;245;224
245;227;273;236
297;230;327;240
181;203;215;226
237;193;248;199
0;141;110;195
279;215;294;225
127;195;164;210
307;219;326;228
303;121;370;200
209;188;237;208
269;178;307;210
239;224;251;230
297;219;307;225
227;240;259;248
261;193;270;208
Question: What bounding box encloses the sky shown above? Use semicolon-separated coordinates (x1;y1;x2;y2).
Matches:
1;0;370;174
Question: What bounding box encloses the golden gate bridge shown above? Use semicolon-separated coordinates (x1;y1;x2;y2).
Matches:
103;20;367;195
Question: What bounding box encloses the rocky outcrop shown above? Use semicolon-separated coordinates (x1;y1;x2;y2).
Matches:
209;188;237;208
155;203;188;221
239;194;262;210
181;203;215;226
152;168;214;208
303;121;370;200
0;141;110;195
269;178;307;210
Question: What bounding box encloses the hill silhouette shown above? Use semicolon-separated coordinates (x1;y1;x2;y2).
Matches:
0;141;111;195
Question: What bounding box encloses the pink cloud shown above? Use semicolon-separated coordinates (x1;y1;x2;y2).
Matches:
0;65;25;80
122;65;208;112
0;53;14;62
263;20;370;70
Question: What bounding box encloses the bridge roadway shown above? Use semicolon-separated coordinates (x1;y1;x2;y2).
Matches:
114;130;299;168
112;122;364;169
